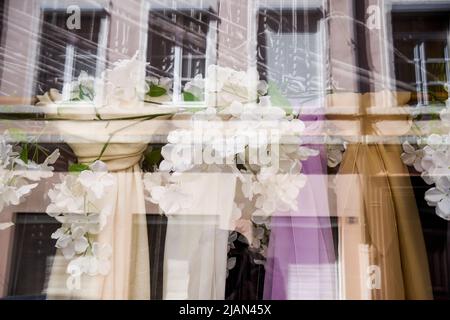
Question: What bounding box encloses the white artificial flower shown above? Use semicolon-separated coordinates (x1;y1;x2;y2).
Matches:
281;118;306;135
421;170;436;185
78;161;115;199
53;225;89;260
183;74;205;100
259;96;286;121
148;183;192;215
426;134;449;152
439;106;450;125
252;167;306;216
0;164;39;211
192;107;221;123
401;141;426;172
221;97;286;123
0;138;59;215
47;160;115;286
185;65;267;107
99;53;148;108
206;64;232;93
144;172;195;215
56;213;104;235
424;176;450;220
221;101;245;118
160;144;194;172
143;172;166;191
64;71;96;101
0;183;38;209
46;175;85;216
150;65;318;235
78;71;95;89
430;149;450;170
145;76;173;102
14;149;60;181
167;129;193;145
66;242;111;278
0;135;15;166
91;243;112;275
420;146;436;172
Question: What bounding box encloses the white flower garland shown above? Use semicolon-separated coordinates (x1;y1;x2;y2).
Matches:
143;65;319;263
34;59;318;282
401;125;450;221
46;160;116;287
35;53;172;288
0;131;59;230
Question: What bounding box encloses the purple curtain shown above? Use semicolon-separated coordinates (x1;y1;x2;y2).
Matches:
264;114;337;300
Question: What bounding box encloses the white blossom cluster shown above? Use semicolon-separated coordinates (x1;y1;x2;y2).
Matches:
36;53;172;110
184;65;269;107
401;106;450;220
0;132;59;230
46;161;116;285
143;66;319;259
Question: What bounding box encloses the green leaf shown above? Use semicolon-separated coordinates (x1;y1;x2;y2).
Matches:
145;147;162;167
183;91;200;102
79;84;85;100
267;81;292;114
147;84;167;97
19;144;28;164
68;163;90;172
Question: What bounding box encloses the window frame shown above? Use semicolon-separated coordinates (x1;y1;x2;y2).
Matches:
384;0;450;106
32;1;110;97
143;0;219;104
255;0;328;110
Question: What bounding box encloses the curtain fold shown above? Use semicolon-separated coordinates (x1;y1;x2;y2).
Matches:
44;114;171;300
163;173;236;300
264;142;337;300
46;157;150;299
333;91;433;299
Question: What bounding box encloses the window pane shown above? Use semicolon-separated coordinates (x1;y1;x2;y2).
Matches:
257;7;324;102
36;10;107;94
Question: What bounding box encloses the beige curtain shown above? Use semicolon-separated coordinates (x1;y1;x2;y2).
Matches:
163;172;236;300
45;116;172;299
331;91;433;299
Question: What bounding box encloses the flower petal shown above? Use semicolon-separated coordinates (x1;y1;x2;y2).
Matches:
424;188;445;204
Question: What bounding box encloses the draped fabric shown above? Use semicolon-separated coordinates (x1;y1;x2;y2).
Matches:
44;114;173;299
163;215;229;299
163;173;236;300
332;91;433;299
264;141;337;300
46;143;150;299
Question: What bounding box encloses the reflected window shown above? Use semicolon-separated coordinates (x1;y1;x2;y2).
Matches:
7;213;58;298
392;11;450;106
0;0;5;44
257;3;326;104
146;2;219;101
0;0;6;79
35;8;108;95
